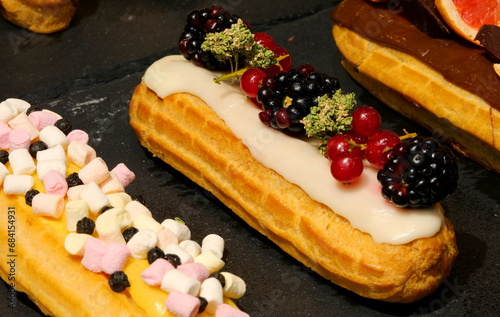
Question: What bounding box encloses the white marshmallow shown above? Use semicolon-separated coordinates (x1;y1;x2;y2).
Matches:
64;233;91;256
179;240;202;259
161;219;191;242
9;148;35;175
202;234;225;259
100;171;124;194
106;192;132;209
32;193;65;218
132;214;164;232
3;175;34;195
0;163;9;185
163;242;194;265
157;228;179;251
2;98;30;114
220;272;246;299
79;181;109;215
161;269;201;296
36;144;67;162
39;125;69;149
95;208;131;244
36;160;67;181
8;113;39;140
127;228;158;259
124;200;152;220
65;200;90;232
194;251;225;274
67;141;96;167
0;100;19;122
78;157;110;185
67;184;85;201
199;277;224;313
97;207;131;230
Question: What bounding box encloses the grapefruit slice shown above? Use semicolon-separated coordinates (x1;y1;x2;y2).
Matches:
436;0;500;44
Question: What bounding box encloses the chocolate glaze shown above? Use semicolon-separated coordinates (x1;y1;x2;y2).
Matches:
332;0;500;111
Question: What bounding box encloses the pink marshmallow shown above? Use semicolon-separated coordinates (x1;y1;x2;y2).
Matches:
141;258;175;286
43;169;68;196
215;304;250;317
67;129;89;144
157;228;179;251
9;128;30;151
32;193;64;218
111;163;135;188
78;157;110;185
165;290;200;317
100;171;125;194
100;241;131;275
27;110;58;130
81;237;108;273
177;262;209;282
0;121;11;149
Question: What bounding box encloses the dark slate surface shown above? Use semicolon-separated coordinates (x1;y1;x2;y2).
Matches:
0;1;499;316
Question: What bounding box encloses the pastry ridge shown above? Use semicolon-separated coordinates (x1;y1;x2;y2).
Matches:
129;82;458;303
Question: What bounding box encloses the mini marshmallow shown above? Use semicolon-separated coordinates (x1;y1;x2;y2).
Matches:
141;258;175;286
163;243;194;265
157;228;179;251
36;160;67;181
3;175;34;195
79;181;109;215
179;240;202;259
165;290;201;317
64;233;91;256
2;98;30;114
220;272;246;299
127;228;158;259
99;207;131;229
28;110;59;130
106;192;132;209
39;125;69;149
124;200;152;220
32;193;65;218
215;304;250;317
0;121;11;149
8;113;39;140
36;144;66;162
100;171;124;194
43;169;68;196
8;148;35;175
0;163;9;185
67;141;96;167
67;129;89;144
95;220;124;244
132;214;164;232
67;184;85;201
81;237;107;273
202;234;225;259
111;163;135;188
194;251;225;274
161;269;201;296
199;277;223;314
78;157;110;185
177;262;209;282
161;219;191;242
9;128;31;151
65;200;90;232
100;241;131;275
0;99;19;122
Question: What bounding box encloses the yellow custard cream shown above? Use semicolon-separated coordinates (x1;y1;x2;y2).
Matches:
143;55;444;245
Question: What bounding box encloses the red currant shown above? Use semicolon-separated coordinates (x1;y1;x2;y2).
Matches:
325;134;362;161
240;68;267;98
253;32;277;51
365;130;400;169
273;46;292;72
351;106;381;138
330;152;364;183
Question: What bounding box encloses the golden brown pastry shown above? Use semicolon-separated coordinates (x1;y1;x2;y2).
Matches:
0;0;79;33
129;77;458;303
332;0;500;174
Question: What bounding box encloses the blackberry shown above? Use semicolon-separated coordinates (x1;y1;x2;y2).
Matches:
377;136;459;208
179;6;247;70
256;65;341;134
0;150;8;164
108;271;130;293
76;217;95;235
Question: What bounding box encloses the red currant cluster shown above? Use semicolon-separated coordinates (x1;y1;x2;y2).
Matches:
325;106;403;183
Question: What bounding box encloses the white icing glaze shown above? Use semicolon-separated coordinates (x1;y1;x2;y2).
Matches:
143;55;443;244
